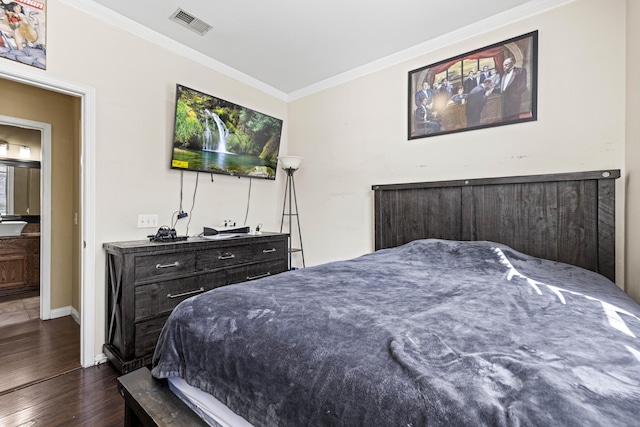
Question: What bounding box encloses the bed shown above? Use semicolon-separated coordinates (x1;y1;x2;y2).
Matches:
147;169;640;426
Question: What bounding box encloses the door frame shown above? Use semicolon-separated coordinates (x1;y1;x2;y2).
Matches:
0;63;96;367
0;115;51;319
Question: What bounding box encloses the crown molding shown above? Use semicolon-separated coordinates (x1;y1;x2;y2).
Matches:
59;0;288;101
287;0;574;101
62;0;573;102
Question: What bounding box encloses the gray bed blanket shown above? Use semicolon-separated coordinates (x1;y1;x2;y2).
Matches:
151;239;640;426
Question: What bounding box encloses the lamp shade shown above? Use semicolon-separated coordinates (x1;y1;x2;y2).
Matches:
278;156;303;170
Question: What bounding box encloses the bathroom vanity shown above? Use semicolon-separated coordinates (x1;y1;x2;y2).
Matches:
0;155;42;295
0;222;40;295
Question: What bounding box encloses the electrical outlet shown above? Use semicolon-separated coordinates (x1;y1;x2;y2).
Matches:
221;219;237;227
137;214;158;228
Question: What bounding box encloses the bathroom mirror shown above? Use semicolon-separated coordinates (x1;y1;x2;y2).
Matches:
0;159;41;216
0;124;42;219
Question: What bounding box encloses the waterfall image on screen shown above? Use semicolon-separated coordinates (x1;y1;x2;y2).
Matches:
171;84;283;180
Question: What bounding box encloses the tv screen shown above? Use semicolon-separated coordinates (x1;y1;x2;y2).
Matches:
171;84;283;180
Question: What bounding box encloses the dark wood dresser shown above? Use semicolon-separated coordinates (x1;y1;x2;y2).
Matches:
103;232;288;373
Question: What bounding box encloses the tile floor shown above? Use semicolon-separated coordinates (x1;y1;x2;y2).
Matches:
0;296;39;327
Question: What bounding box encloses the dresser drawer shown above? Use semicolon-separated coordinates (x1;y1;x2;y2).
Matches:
135;252;196;281
251;239;288;263
134;273;226;321
196;243;254;270
135;315;169;357
226;259;288;285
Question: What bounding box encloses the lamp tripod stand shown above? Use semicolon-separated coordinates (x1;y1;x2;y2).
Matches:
279;157;305;269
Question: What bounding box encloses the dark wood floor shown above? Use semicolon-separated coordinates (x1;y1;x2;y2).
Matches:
0;315;124;425
1;316;81;394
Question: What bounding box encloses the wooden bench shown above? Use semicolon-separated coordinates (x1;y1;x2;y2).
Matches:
117;367;207;426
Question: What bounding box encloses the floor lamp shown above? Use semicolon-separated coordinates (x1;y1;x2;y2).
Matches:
278;156;305;269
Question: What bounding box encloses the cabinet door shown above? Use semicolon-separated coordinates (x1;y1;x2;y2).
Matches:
0;254;27;289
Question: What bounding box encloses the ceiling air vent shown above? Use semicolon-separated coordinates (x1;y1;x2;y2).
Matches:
170;8;212;35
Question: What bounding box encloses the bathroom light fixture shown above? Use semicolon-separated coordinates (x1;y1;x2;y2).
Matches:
19;146;31;159
0;142;7;156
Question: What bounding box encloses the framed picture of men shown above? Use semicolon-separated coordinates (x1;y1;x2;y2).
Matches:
408;31;537;140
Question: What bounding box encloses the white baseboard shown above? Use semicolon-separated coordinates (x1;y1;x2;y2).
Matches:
50;305;80;325
70;306;80;324
50;305;72;319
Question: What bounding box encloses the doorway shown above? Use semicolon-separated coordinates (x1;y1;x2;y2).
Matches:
0;67;96;368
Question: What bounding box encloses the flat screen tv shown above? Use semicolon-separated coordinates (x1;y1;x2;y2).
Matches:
170;84;283;180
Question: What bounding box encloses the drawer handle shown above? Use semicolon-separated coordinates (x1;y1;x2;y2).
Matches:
247;272;271;281
167;287;205;299
156;261;180;269
262;248;277;253
218;253;235;260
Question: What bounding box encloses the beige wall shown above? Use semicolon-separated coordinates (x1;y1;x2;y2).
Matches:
0;79;79;310
289;0;628;283
626;0;639;301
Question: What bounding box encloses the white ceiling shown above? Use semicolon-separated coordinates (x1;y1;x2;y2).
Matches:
79;0;564;98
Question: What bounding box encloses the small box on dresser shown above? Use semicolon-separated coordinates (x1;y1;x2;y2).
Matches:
103;232;288;373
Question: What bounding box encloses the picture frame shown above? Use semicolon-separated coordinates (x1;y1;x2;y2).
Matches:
408;31;537;140
0;0;47;69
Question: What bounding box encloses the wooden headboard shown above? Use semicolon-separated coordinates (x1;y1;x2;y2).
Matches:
372;170;620;282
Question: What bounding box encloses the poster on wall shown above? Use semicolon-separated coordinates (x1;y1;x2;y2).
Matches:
408;31;537;140
0;0;46;69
